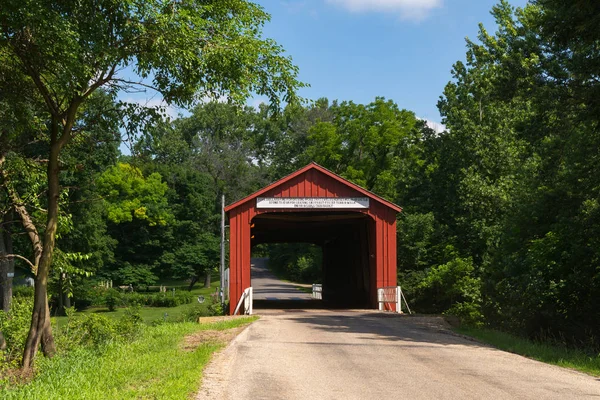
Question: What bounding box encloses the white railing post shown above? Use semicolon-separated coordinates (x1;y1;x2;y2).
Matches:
396;286;403;314
233;287;252;315
248;287;253;315
312;284;322;300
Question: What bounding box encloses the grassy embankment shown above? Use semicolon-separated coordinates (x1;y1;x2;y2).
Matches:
456;326;600;376
1;317;257;399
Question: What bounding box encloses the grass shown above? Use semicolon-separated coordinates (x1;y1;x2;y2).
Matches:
53;279;222;327
1;317;257;399
456;326;600;377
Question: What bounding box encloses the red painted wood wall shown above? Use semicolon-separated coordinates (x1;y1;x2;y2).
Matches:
225;163;401;314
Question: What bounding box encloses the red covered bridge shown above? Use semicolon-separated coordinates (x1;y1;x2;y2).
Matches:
224;163;402;314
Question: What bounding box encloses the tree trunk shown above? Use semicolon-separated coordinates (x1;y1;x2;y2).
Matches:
188;275;199;291
57;273;64;316
0;212;13;313
57;273;70;316
21;133;61;370
0;227;9;312
204;271;211;288
0;331;6;351
64;290;71;309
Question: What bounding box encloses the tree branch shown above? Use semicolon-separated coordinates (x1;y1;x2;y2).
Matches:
0;254;36;273
112;78;161;94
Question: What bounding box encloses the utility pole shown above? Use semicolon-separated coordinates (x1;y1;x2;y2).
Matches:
220;194;225;307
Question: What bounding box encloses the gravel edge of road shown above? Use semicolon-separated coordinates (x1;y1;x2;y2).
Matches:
194;319;256;400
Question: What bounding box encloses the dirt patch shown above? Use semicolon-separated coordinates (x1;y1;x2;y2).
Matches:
183;316;255;352
196;315;250;324
404;314;452;331
0;366;35;387
182;326;246;352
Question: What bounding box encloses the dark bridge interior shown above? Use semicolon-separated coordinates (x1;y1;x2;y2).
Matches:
251;211;374;308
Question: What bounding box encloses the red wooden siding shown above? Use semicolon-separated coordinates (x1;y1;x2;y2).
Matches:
225;163;401;314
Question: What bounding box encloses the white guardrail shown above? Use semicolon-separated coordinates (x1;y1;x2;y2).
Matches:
312;284;322;300
377;286;412;314
233;287;253;315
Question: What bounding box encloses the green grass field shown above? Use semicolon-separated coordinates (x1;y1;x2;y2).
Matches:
53;279;222;327
1;317;257;399
456;326;600;377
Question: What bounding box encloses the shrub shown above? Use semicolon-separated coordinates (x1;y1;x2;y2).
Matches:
59;306;143;350
179;304;211;322
0;296;33;367
444;302;484;327
63;313;118;348
116;306;144;340
415;255;482;315
12;286;34;298
208;302;224;316
146;292;195;307
104;289;121;311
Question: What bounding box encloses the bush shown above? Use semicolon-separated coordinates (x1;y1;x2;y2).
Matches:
75;287;196;311
146;292;195;307
59;306;143;350
444;302;484;327
179;304;211;322
116;306;144;340
208;302;224;316
74;286;110;309
65;313;118;347
12;286;34;298
104;289;121;311
414;255;482;315
0;296;33;367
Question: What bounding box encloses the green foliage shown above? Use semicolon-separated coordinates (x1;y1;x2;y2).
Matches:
0;296;33;367
61;313;118;348
302;97;424;200
208;302;224;317
97;163;171;226
99;289;196;310
0;319;256;398
415;256;481;317
117;263;158;287
11;287;33;299
267;244;322;283
58;306;143;351
104;289;120;312
444;303;483;327
433;0;600;346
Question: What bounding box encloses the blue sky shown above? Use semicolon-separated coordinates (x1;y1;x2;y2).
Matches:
120;0;529;128
252;0;528;124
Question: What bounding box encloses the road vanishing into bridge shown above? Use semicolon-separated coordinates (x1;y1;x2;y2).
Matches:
198;262;600;399
250;257;313;301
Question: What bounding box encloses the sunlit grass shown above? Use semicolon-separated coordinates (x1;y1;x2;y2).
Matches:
1;317;257;399
456;326;600;376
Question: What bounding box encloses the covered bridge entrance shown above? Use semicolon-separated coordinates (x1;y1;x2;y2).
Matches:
224;163;401;314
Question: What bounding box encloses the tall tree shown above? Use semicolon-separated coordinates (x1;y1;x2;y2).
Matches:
0;0;303;369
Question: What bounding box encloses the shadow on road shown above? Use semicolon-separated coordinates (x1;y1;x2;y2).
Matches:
286;312;492;348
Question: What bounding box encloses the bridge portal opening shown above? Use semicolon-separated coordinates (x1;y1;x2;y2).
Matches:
250;212;374;308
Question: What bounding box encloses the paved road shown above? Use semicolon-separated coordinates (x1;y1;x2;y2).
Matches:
199;311;600;400
251;257;313;301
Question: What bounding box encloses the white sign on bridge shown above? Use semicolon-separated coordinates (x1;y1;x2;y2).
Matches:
256;197;369;209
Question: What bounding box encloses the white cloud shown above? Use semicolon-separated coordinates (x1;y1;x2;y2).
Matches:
420;118;446;134
326;0;442;20
123;97;182;120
